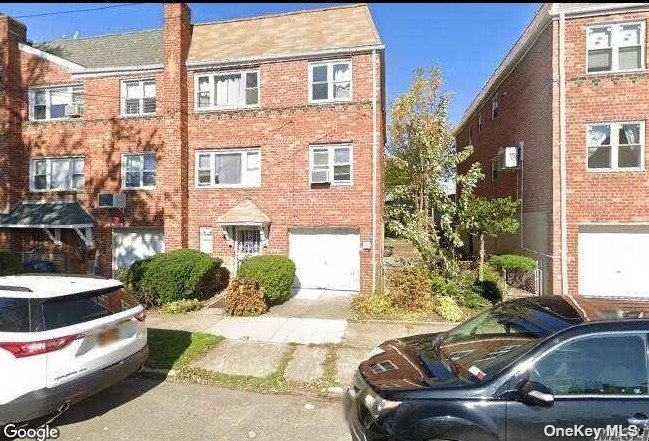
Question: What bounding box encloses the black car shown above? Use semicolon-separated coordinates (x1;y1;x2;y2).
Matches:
345;295;649;441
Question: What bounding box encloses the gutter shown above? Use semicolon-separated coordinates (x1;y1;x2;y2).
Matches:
185;44;385;70
559;12;569;296
71;64;164;79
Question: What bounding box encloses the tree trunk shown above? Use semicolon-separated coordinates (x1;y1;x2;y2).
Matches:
478;233;485;282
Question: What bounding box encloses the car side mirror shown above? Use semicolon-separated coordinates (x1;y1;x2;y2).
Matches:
518;381;555;407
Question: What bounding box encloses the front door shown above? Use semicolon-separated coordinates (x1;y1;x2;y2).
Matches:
506;332;649;441
235;227;261;271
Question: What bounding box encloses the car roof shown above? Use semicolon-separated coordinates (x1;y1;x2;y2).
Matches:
0;274;122;298
509;295;649;324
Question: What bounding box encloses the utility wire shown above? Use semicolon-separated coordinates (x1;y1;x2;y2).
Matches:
14;3;146;19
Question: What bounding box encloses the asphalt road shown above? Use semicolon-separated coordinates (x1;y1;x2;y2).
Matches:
9;376;352;441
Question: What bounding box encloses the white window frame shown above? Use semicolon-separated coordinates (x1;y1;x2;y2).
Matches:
120;79;156;116
30;156;84;192
586;21;646;74
28;85;84;121
308;60;353;104
193;69;260;111
194;148;262;188
122;153;157;190
491;96;499;120
586;121;645;172
308;143;353;186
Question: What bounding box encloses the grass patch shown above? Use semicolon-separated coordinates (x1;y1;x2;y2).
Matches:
146;328;223;370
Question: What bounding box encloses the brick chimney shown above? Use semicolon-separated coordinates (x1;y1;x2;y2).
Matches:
160;3;191;249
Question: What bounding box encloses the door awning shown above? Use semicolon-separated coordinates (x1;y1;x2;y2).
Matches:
0;201;95;228
0;201;95;247
215;198;271;226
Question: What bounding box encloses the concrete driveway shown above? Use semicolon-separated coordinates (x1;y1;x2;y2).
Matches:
15;376;351;441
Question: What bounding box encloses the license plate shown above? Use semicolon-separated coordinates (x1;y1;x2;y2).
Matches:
97;328;119;347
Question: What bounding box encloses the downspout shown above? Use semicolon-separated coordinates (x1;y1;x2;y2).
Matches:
559;12;569;295
371;49;378;294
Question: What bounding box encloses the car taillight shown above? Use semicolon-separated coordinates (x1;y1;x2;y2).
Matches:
134;311;146;322
0;335;78;358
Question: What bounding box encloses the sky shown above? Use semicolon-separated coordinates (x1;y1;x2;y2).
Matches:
1;2;541;124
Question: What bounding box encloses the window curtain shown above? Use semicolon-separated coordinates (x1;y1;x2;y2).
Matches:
215;74;241;107
588;125;610;145
214;154;241;184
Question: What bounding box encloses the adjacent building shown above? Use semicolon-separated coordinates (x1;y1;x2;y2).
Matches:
456;3;649;298
0;3;386;295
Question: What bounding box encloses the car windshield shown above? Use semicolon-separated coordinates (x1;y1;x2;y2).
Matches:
436;298;581;382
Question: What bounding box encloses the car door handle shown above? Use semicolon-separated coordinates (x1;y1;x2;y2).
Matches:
628;415;649;427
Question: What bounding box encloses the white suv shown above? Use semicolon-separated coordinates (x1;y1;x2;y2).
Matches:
0;274;148;425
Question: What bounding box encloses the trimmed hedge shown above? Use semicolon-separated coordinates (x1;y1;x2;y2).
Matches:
237;255;296;306
0;252;22;276
119;249;222;306
488;254;537;272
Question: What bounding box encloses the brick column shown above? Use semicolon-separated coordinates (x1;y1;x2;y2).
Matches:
160;3;191;249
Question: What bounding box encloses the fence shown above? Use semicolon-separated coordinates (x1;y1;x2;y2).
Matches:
503;267;542;295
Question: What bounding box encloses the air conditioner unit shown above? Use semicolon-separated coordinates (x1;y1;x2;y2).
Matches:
311;170;330;184
64;104;82;118
495;146;520;171
98;192;126;209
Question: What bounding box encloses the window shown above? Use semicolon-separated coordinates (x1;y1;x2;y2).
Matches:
195;70;259;110
491;158;499;181
121;79;156;115
468;125;473;145
29;85;83;121
587;22;645;73
309;60;352;103
123;153;156;189
31;156;84;191
309;144;353;185
478;114;483;132
0;298;30;332
587;122;644;170
530;334;648;396
195;149;261;187
491;96;499;120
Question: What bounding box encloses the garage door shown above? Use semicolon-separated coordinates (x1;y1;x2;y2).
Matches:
289;228;360;292
112;229;165;276
578;225;649;297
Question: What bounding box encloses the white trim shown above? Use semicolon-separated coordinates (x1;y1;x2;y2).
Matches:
186;44;385;70
120;78;157;117
550;3;649;17
585;21;646;75
121;153;157;191
70;64;163;79
586;121;645;172
28;85;84;122
194;148;262;189
308;59;353;104
18;43;84;70
308;143;354;186
559;12;569;297
193;69;260;111
29;155;85;193
371;49;378;294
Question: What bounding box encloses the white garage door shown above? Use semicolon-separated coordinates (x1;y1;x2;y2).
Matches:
578;225;649;298
289;228;360;292
112;229;165;276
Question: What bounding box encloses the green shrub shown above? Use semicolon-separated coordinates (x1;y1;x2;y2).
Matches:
385;265;432;311
473;280;502;304
433;296;464;322
162;299;203;314
224;278;269;316
120;249;222;306
431;272;491;309
237;255;296;306
0;251;22;276
488;254;537;272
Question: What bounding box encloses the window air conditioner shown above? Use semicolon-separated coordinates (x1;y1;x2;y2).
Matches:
98;192;126;208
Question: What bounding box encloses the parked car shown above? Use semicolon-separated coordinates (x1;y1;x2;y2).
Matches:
345;295;649;441
0;274;148;425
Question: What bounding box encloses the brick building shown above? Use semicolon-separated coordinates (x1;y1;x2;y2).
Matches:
456;3;649;298
0;3;386;295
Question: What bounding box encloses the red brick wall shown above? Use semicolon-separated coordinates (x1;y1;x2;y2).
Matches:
563;10;649;295
456;23;557;294
0;4;385;292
